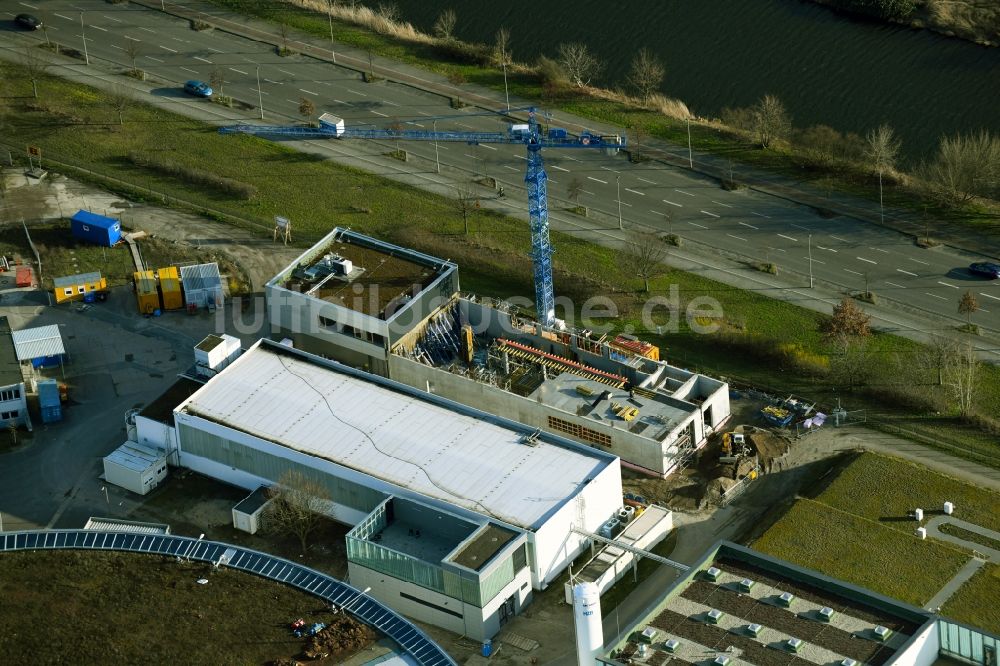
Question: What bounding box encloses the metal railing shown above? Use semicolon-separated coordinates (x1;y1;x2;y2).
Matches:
0;530;457;666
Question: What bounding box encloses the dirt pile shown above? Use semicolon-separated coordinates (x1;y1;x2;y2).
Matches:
303;614;377;661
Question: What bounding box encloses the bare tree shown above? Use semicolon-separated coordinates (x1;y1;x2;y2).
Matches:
21;46;49;99
210;67;226;98
958;290;979;328
299;96;316;122
433;8;457;39
123;38;142;76
492;26;511;67
376;3;399;22
567;177;584;206
627;48;665;102
454;181;477;234
106;85;134;126
822;297;871;340
557;42;603;87
620;232;668;292
940;341;979;417
830;337;871;390
265;470;333;554
752;94;791;149
919;130;1000;204
278;22;291;52
865;123;901;174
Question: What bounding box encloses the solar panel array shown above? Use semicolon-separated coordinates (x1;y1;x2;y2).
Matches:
0;530;456;666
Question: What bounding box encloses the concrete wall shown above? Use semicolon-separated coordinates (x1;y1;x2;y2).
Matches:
389;355;680;476
530;458;622;590
348;561;531;641
886;622;940;666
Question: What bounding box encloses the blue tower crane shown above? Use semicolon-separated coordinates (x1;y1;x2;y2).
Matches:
219;108;625;326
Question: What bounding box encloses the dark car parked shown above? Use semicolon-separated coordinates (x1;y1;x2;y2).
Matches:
15;13;42;30
182;80;213;98
969;262;1000;279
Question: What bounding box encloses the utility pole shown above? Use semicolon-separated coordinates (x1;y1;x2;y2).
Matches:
808;234;814;288
502;60;510;111
80;13;90;65
326;0;337;63
616;176;623;230
432;120;440;174
878;169;884;225
255;66;264;120
664;210;672;236
686;116;693;168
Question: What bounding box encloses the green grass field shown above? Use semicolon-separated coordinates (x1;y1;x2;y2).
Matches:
814;453;1000;534
753;498;968;606
3;61;999;461
941;563;1000;632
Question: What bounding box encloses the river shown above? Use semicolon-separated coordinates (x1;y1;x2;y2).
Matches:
390;0;1000;163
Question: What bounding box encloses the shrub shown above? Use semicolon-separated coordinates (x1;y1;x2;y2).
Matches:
756;262;778;275
825;0;917;20
536;55;568;87
190;19;213;31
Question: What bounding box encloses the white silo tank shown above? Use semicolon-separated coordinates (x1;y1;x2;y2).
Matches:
944;501;954;515
573;582;604;666
914;508;924;522
916;527;927;540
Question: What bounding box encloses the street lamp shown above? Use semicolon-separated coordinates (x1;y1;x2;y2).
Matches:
326;0;337;63
79;13;90;66
808;234;814;288
432;120;440;174
255;66;264;120
501;60;510;111
101;485;109;506
616;176;623;230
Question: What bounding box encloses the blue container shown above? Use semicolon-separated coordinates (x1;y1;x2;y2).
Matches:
38;380;63;424
482;640;492;657
70;210;122;247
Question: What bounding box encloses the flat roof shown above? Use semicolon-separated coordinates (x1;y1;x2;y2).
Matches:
450;524;519;571
71;210;118;229
601;542;931;666
105;441;165;473
0;317;22;387
53;272;101;288
531;373;694;440
233;486;272;515
139;377;204;424
179;341;614;530
180;263;221;291
12;324;65;361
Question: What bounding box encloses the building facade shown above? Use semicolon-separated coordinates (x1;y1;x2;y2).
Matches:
0;317;28;429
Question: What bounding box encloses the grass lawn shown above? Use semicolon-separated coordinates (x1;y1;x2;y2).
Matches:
3;61;1000;461
814;452;1000;534
0;550;375;664
941;563;1000;634
752;499;968;607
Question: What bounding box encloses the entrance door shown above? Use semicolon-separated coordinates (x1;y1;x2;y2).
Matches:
498;595;516;627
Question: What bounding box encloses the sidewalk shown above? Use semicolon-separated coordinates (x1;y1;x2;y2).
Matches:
146;0;1000;262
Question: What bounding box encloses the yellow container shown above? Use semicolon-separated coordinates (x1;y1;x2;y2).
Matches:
156;266;183;310
53;272;107;304
134;270;161;314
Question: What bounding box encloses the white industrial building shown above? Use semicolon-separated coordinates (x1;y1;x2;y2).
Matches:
0;316;28;429
102;440;168;495
169;339;624;639
267;229;731;477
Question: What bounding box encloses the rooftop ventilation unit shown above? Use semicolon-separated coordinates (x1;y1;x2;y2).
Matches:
706;609;724;624
944;501;954;515
664;639;680;653
640;627;658;644
705;566;722;582
873;626;892;641
819;607;835;622
777;591;795;607
738;578;755;593
713;656;731;666
787;638;803;653
747;623;763;637
842;660;858;666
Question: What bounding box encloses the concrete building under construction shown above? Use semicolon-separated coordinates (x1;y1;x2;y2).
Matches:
267;229;730;477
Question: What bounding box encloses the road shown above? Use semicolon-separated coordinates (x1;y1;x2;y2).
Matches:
5;0;1000;337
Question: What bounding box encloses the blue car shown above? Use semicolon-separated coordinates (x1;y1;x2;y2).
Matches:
183;80;213;98
968;262;1000;279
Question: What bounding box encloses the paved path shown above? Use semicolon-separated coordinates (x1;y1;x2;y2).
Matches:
925;557;987;612
925;516;1000;563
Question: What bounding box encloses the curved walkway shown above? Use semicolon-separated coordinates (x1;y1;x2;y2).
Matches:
0;530;456;666
925;516;1000;563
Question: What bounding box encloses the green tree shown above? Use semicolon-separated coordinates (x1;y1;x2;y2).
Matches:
958;290;979;328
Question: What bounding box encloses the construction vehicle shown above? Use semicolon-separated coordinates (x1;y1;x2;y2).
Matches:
220;108;625;327
721;432;745;456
